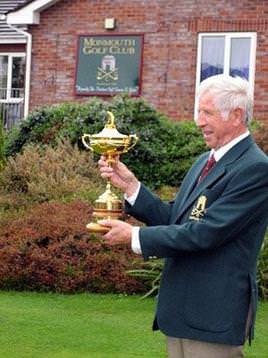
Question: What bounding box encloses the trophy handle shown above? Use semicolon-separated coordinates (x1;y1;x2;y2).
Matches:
82;134;93;151
127;134;138;150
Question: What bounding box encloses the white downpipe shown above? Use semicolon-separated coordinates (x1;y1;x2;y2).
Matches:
6;24;32;119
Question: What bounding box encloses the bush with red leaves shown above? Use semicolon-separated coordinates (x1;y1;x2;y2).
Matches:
0;200;146;294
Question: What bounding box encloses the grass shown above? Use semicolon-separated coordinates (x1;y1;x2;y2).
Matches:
0;291;266;357
245;302;268;358
0;292;165;357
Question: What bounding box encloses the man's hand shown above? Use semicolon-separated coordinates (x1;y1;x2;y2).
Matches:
98;220;132;246
98;156;139;197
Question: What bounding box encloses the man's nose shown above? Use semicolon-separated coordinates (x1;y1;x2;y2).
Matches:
196;112;206;127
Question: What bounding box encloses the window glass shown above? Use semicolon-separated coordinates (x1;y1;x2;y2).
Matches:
195;33;256;120
0;56;8;99
11;57;26;98
201;37;225;82
230;38;251;79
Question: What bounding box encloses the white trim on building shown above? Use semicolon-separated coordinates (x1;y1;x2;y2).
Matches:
6;0;61;25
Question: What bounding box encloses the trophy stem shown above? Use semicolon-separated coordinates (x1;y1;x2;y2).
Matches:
106;157;114;214
106;180;112;192
106;180;113;213
107;153;115;166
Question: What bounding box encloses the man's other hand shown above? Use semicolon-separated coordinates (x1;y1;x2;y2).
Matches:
98;219;132;246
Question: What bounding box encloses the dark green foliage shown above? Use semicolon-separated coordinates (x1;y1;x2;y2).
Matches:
127;259;164;298
0;116;5;170
258;233;268;300
5;95;207;188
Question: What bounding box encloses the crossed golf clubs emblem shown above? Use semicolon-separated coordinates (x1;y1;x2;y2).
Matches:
97;67;119;81
189;195;207;221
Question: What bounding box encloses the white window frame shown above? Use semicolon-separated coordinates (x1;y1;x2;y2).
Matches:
194;32;257;119
0;52;26;103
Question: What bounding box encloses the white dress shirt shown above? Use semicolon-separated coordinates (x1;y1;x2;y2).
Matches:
125;130;250;255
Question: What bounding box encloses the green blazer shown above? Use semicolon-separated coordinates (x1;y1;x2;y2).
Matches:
125;135;268;346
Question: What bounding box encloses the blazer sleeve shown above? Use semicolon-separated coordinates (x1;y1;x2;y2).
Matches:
125;183;174;226
139;161;268;259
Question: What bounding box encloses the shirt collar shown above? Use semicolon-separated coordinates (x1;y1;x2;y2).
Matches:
211;130;250;162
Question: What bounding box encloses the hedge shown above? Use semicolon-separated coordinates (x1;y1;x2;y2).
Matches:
4;95;207;189
0;200;146;294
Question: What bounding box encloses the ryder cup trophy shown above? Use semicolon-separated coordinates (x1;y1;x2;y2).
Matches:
82;111;138;233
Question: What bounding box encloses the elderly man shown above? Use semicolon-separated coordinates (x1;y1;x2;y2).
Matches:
98;74;268;358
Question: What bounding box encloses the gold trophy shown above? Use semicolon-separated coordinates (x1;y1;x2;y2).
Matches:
82;111;138;233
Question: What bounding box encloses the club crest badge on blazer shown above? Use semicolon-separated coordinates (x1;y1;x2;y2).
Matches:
189;195;207;221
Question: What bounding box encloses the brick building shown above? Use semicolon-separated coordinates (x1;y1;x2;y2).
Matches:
0;0;268;128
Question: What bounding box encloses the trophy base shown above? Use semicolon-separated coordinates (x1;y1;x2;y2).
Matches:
86;222;110;233
86;184;124;234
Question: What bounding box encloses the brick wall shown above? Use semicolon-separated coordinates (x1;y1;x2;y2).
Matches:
28;0;268;121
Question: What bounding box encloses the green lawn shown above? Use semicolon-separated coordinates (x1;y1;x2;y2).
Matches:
245;301;268;358
0;291;266;358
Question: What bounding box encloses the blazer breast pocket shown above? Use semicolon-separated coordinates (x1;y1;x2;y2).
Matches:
189;188;222;222
200;188;222;206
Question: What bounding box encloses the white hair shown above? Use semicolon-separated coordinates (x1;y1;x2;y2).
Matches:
197;74;253;125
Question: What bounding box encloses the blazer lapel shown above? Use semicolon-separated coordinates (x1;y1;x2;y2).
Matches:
172;135;254;224
174;154;209;214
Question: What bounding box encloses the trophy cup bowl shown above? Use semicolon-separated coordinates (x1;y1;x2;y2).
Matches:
82;111;138;233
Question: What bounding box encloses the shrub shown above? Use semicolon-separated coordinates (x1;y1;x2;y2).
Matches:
0;116;5;170
5;95;207;189
0;139;104;206
253;120;268;154
127;259;164;298
258;233;268;300
0;200;146;294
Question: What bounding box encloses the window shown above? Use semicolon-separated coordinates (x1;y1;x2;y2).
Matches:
0;53;25;101
195;33;256;117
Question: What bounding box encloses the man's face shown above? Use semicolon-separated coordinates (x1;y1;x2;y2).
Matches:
197;93;241;150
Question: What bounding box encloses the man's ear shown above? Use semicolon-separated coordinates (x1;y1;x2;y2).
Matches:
229;108;245;126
